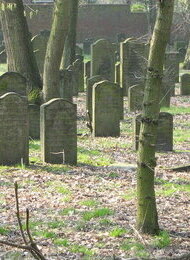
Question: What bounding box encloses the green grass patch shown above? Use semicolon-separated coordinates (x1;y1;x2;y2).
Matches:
70;244;94;256
78;151;112;166
0;64;7;75
29;140;40;151
156;182;190;196
80;199;99;207
161;106;190;115
109;227;127;237
82;208;113;221
54;238;69;247
121;239;149;257
152;230;171;248
99;218;113;227
47;220;65;229
122;189;136;200
46;181;71;195
59;207;76;216
0;226;9;235
174;129;190;143
33;230;57;239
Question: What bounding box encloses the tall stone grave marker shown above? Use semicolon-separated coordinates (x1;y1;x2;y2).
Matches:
165;52;179;93
73;58;84;92
120;38;149;96
0;72;27;96
0;93;29;165
180;73;190;95
91;39;115;81
134;112;173;151
128;84;144;112
60;69;73;102
160;76;171;107
86;75;104;118
84;60;91;89
41;99;77;165
32;30;50;76
29;104;40;139
92;81;120;137
76;45;83;56
115;62;124;120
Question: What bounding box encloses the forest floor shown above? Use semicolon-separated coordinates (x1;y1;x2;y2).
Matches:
0;93;190;260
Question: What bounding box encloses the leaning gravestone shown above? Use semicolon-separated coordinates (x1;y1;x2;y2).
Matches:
120;38;149;96
134;112;173;151
91;39;115;81
29;104;40;139
41;99;77;165
180;73;190;95
128;84;144;112
0;93;29;165
86;75;104;118
31;30;50;75
0;72;27;96
59;69;73;102
92;80;120;137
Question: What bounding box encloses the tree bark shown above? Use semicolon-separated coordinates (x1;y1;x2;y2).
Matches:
0;0;42;92
183;0;190;69
136;0;175;234
61;0;79;69
43;0;72;102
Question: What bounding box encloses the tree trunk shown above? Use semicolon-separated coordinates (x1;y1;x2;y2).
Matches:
43;0;72;102
0;0;42;92
61;0;79;69
183;0;190;69
136;0;175;235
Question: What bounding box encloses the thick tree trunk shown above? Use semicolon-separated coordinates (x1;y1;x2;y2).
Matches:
61;0;79;69
136;0;175;234
43;0;72;102
0;0;42;92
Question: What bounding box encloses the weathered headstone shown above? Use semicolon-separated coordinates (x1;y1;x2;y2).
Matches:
29;104;40;139
76;45;83;56
59;69;73;102
0;72;27;96
91;39;115;81
117;33;126;43
73;58;84;92
0;93;29;165
67;64;78;96
134;112;173;151
83;38;94;55
41;99;77;165
115;62;124;120
84;60;91;90
32;30;50;76
160;77;171;107
120;38;149;96
128;84;144;112
86;75;104;118
180;73;190;95
92;80;120;137
165;52;179;87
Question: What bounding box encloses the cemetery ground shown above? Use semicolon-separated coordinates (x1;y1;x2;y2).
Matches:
0;92;190;259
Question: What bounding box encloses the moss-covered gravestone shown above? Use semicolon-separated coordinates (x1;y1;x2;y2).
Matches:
92;80;120;137
120;38;149;96
91;39;115;81
86;75;105;119
128;84;144;112
29;104;40;139
0;93;29;165
0;72;27;96
41;99;77;165
180;73;190;95
31;30;50;76
134;112;173;151
73;58;84;92
60;69;73;102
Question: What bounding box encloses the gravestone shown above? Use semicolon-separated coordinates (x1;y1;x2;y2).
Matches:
115;62;120;84
128;84;144;112
160;76;171;107
120;38;149;96
41;99;77;165
0;72;27;96
32;30;50;75
92;80;120;137
73;58;84;92
29;104;40;139
180;73;190;95
0;93;29;165
83;38;94;55
0;43;6;63
76;45;83;55
60;69;73;102
117;33;126;43
86;75;104;118
84;60;91;90
67;64;78;96
134;112;173;151
165;52;179;87
91;39;115;81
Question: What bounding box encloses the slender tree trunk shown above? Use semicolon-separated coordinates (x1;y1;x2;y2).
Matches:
61;0;79;69
183;1;190;69
0;0;42;92
43;0;72;102
136;0;175;234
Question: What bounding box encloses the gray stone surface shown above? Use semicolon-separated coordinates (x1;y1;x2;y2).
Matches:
29;104;40;139
120;38;149;96
84;60;91;90
134;112;173;151
0;93;29;165
91;39;115;81
92;80;120;137
73;58;84;92
128;84;144;112
41;99;77;165
0;72;27;96
115;62;120;84
76;45;83;55
180;73;190;95
60;69;73;102
31;30;50;76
